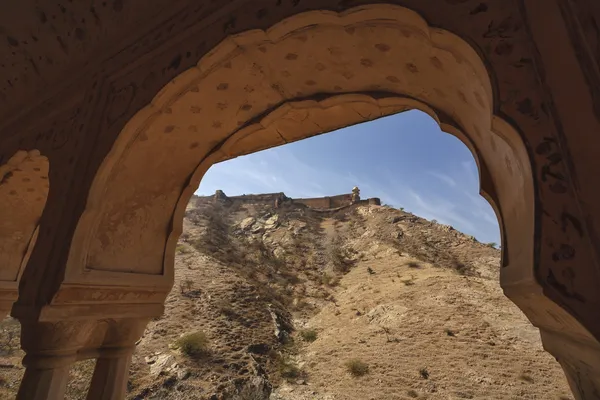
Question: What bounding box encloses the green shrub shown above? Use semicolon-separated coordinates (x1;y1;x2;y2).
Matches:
299;329;318;342
176;331;209;357
345;359;369;377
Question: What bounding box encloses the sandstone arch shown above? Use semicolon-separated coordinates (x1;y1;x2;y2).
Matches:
59;8;599;396
0;150;49;318
67;4;529;288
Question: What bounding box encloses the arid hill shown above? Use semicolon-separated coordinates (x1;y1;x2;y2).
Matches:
0;193;573;399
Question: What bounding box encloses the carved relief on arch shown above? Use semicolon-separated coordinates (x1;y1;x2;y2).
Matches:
63;5;534;313
0;150;49;314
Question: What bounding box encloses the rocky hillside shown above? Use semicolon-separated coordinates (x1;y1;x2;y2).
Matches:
0;195;573;399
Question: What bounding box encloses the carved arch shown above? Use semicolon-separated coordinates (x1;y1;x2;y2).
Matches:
64;4;533;299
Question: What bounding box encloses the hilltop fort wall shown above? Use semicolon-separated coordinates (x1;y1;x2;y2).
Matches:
192;189;380;210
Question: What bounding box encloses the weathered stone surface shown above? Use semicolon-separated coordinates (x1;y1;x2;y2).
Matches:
240;218;256;231
149;354;176;377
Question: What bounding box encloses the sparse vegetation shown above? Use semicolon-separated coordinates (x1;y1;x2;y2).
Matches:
321;273;339;287
299;329;318;342
179;278;194;295
0;193;568;399
176;331;209;357
345;359;369;377
233;384;267;400
277;357;303;381
520;373;534;383
176;244;192;254
407;389;419;398
327;236;355;273
0;317;20;353
216;298;237;319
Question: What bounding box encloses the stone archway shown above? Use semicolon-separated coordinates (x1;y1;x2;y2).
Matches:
58;3;585;397
0;150;49;319
67;4;530;296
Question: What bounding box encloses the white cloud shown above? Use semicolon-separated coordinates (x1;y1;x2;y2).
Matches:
427;171;457;187
408;190;477;233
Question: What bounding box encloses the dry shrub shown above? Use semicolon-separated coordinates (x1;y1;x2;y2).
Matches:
176;331;209;357
345;359;369;377
277;358;302;381
299;329;318;342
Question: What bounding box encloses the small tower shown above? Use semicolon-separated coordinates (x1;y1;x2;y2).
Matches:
351;186;361;204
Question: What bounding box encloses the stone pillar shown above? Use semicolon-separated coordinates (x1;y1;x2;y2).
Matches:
17;353;77;400
0;301;11;321
86;347;134;400
16;320;96;400
540;329;600;400
86;318;149;400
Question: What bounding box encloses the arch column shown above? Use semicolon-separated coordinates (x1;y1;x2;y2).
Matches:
86;347;134;400
86;318;149;400
540;330;600;399
16;320;96;400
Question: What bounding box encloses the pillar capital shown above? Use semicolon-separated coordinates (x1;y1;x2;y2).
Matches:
15;320;97;400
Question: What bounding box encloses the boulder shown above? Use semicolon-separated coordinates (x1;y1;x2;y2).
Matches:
264;214;279;229
240;217;256;230
150;354;176;377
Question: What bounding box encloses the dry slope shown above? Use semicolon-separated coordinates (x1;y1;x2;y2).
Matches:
0;196;573;400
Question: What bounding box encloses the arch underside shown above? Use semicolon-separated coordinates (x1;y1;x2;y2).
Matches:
64;5;534;298
0;150;49;310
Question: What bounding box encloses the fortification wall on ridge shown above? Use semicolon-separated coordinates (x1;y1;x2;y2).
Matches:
193;190;380;210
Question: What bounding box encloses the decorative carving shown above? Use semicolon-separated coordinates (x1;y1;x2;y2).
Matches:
558;0;600;121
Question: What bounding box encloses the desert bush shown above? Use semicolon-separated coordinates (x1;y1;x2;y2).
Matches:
179;278;194;295
321;273;339;287
191;203;232;255
216;298;237;319
299;329;318;342
0;317;20;354
519;373;534;383
176;244;191;254
407;389;419;398
419;367;430;379
233;384;267;400
453;262;470;276
176;331;209;357
486;242;498;248
327;236;354;273
345;359;369;377
277;358;302;381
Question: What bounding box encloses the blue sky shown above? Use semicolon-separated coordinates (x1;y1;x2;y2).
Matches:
196;110;500;244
